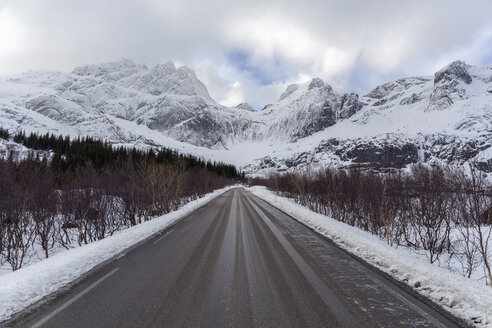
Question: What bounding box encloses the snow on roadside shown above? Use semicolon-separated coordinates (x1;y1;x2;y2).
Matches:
248;186;492;328
0;186;233;323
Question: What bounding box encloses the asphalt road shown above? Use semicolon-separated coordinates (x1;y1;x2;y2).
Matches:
8;188;460;328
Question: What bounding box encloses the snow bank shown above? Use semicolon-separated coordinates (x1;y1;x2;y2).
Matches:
0;186;232;323
249;186;492;328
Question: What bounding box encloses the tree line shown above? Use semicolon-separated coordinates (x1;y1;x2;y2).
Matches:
0;129;242;271
250;164;492;286
10;130;240;178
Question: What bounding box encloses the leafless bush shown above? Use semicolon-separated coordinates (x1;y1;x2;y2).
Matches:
0;157;37;270
454;165;492;285
27;164;57;258
0;151;236;271
254;163;492;284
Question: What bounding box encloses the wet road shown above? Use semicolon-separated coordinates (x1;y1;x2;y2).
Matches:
8;188;460;327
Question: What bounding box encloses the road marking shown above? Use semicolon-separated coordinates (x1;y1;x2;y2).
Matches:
31;267;120;328
153;229;175;244
116;253;126;260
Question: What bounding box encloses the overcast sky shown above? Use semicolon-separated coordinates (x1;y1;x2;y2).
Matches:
1;0;492;109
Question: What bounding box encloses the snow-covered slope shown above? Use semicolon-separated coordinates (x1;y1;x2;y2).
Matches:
0;59;491;174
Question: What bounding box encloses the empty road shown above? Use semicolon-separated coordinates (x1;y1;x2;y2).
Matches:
7;188;460;327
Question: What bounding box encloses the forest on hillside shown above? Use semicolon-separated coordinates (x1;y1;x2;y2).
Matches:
0;129;242;270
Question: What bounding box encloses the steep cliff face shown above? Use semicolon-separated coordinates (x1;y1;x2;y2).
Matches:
427;60;473;111
246;133;492;176
260;78;363;142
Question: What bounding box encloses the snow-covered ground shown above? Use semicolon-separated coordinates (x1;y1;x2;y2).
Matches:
248;186;492;328
0;186;233;323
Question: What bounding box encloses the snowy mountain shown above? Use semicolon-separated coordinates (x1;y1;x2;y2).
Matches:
247;61;492;175
0;59;491;175
260;78;363;142
0;59;362;150
0;59;250;149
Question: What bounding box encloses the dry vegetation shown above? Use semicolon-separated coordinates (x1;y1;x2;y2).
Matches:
0;131;241;271
251;164;492;285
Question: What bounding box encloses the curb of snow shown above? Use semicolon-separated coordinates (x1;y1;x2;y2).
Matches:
0;186;234;323
248;186;491;328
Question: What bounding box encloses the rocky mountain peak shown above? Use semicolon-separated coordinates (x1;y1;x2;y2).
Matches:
72;58;143;77
434;60;472;85
308;77;326;90
149;62;177;76
234;103;256;112
427;60;472;111
171;65;212;100
364;83;393;99
278;84;300;101
339;93;363;119
278;78;335;103
130;62;212;99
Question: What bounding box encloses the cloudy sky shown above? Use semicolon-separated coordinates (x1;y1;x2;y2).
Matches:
1;0;492;109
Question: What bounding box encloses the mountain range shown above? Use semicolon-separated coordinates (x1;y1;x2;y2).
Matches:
0;59;491;175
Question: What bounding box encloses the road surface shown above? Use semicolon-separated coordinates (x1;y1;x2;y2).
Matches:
7;188;460;328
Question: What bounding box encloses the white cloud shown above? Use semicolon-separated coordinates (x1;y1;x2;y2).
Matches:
0;7;26;58
0;0;491;107
432;29;492;71
219;81;244;107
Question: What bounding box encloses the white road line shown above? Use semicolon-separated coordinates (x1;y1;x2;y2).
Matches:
116;253;126;260
31;267;120;328
153;229;175;244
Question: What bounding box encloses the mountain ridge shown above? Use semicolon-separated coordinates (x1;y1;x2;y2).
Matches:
0;59;491;175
